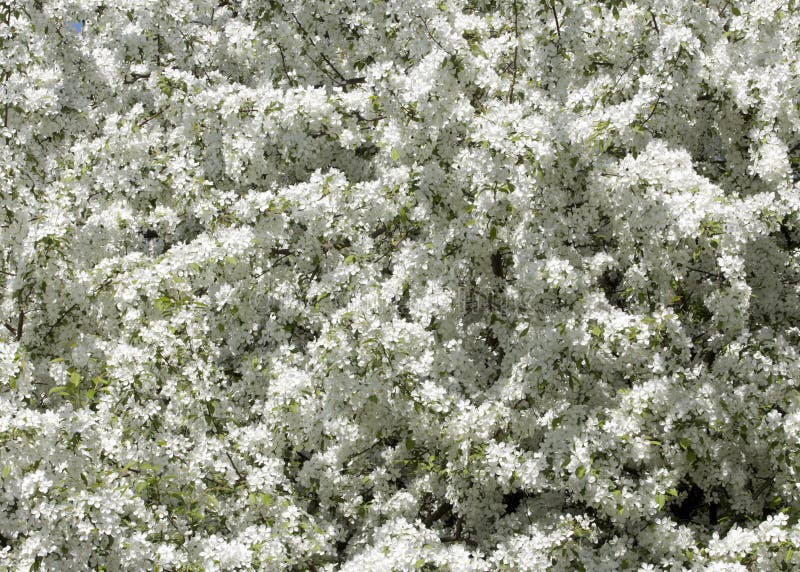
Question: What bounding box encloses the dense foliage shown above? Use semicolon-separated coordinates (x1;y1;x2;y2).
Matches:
2;0;800;569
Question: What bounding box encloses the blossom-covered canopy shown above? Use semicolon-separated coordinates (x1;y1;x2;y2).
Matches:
2;0;800;570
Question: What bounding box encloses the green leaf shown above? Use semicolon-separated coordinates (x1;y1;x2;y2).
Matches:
655;494;666;509
314;292;330;310
390;148;400;162
575;465;587;479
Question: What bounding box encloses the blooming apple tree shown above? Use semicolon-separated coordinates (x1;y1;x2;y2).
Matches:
2;0;800;570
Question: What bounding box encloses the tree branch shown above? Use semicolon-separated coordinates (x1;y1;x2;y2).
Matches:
509;0;520;103
550;0;561;42
650;10;660;35
289;13;365;88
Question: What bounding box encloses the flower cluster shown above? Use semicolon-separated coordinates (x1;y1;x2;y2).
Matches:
2;0;800;569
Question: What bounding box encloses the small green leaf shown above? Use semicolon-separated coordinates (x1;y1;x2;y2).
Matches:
575;465;587;479
655;494;666;509
390;148;400;162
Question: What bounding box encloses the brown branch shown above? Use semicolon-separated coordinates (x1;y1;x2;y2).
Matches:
422;502;452;527
640;95;661;127
276;43;295;85
225;451;246;484
42;278;113;340
123;71;151;85
415;14;454;57
138;108;165;127
509;0;520;103
684;265;725;281
345;440;381;467
550;0;561;41
650;10;660;35
15;308;23;341
289;13;365;87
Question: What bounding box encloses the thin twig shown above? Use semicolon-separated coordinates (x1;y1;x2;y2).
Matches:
276;43;294;85
138;108;165;127
225;450;246;483
640;95;661;127
509;0;520;103
42;278;113;340
346;440;381;467
415;14;454;56
550;0;561;41
289;13;365;87
684;265;725;281
650;10;660;35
